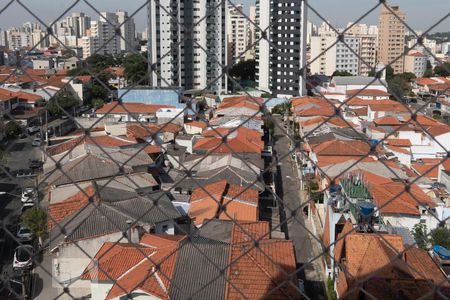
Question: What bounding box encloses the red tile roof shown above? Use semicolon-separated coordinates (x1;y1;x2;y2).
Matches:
96;101;175;114
408;51;426;57
189;180;259;226
385;145;411;154
370;181;436;216
184;120;207;129
346;89;390;97
426;124;450;137
411;163;439;179
312;140;370;156
48;185;95;230
386;139;411;147
82;234;181;300
226;222;300;299
373;117;404;126
194;127;263;154
414;77;440;86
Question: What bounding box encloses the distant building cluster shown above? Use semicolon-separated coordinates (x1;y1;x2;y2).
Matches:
308;5;450;78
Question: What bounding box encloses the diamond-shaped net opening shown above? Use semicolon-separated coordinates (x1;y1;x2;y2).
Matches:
0;0;450;299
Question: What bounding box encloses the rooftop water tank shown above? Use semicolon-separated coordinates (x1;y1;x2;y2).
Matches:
359;201;375;217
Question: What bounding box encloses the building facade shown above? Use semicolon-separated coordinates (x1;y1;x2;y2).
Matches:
256;0;307;97
227;4;249;65
377;5;406;74
147;0;227;93
404;51;427;77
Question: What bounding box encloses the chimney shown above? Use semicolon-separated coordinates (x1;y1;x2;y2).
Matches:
130;225;142;244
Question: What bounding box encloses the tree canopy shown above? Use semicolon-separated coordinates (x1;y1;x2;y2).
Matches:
332;70;353;77
434;62;450;77
46;91;80;116
123;53;148;85
229;59;256;81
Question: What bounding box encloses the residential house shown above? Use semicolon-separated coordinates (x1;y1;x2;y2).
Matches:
334;229;450;299
95;101;176;122
82;221;300;299
188;180;260;227
193;127;264;154
48;177;182;298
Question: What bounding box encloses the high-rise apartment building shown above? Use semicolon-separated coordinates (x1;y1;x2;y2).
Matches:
147;0;227;93
377;5;406;74
346;23;377;76
116;11;136;52
68;12;91;38
256;0;307;97
227;4;249;65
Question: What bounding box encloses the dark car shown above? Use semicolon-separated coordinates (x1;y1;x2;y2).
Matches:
29;159;43;170
13;245;34;270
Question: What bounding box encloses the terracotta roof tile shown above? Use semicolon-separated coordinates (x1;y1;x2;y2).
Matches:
386;145;411;154
184;120;207;129
386;139;412;147
411;163;439;179
226;222;299;299
346;89;390;97
96;101;175;114
48;185;95;230
189;180;259;226
312;140;370;156
194;127;263;154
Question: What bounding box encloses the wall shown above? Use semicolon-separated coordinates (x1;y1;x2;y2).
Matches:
176;137;194;154
154;220;175;235
184;124;203;135
53;232;123;298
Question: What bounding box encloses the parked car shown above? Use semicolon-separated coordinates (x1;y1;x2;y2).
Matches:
21;188;37;203
16;224;33;242
29;159;43;170
26;126;40;134
13;245;34;269
15;169;36;178
21;202;35;214
78;105;90;113
31;138;42;147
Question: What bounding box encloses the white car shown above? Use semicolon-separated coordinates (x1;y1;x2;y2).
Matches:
26;126;40;134
32;138;42;147
13;245;34;269
21;188;37;203
21;202;35;214
16;224;33;242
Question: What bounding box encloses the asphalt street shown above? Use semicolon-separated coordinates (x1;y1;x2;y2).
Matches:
272;116;326;300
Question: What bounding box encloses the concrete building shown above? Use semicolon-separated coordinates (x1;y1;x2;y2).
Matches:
404;51;427;77
377;5;406;74
68;12;91;38
335;36;360;76
256;0;307;97
310;33;360;76
147;0;227;93
356;34;377;76
248;6;256;47
310;34;337;76
227;4;249;64
116;11;136;52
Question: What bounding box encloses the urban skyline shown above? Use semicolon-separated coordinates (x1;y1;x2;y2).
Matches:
0;0;449;33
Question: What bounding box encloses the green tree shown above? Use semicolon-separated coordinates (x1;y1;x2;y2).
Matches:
271;102;291;115
412;223;429;250
434;62;450;77
4;121;22;139
431;227;450;249
332;70;353;77
326;276;337;300
91;98;104;109
264;118;275;137
21;208;47;246
123;53;148;85
424;61;433;77
86;53;116;71
47;91;80;116
388;76;410;99
385;65;394;80
229;59;256;81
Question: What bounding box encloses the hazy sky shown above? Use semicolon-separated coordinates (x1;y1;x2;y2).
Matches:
0;0;448;33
